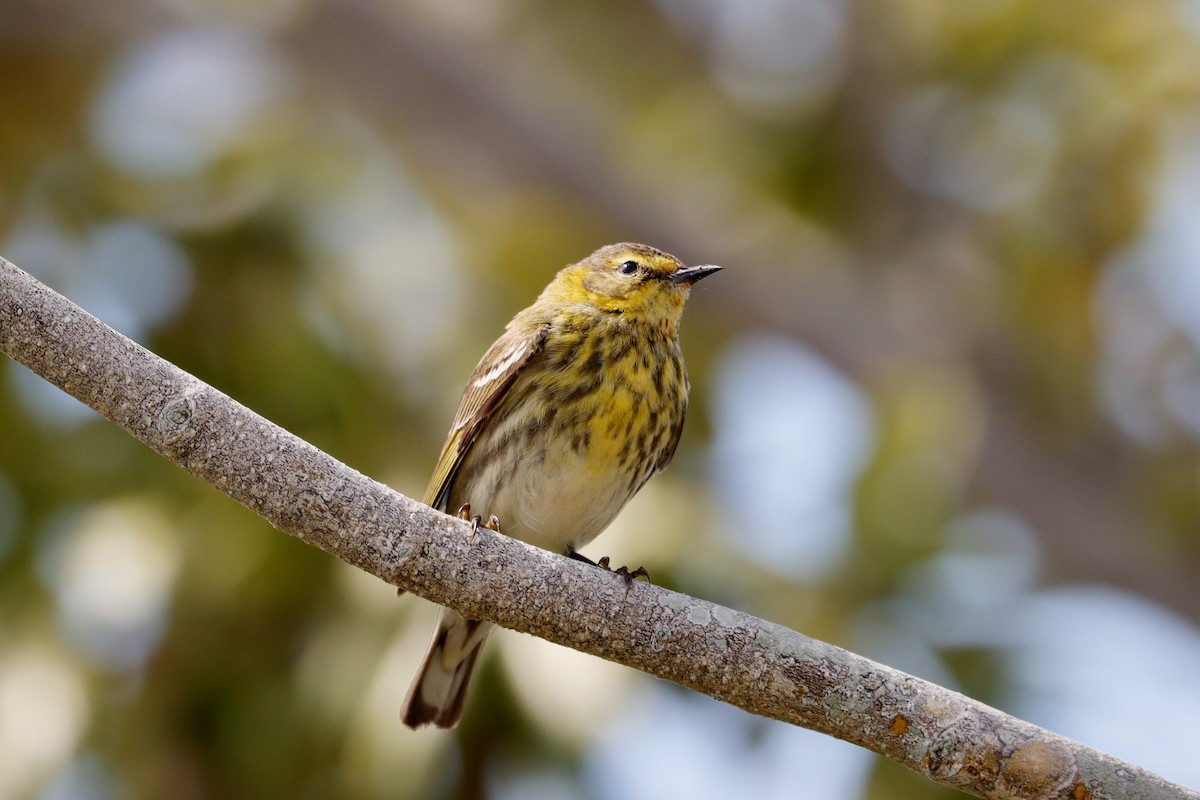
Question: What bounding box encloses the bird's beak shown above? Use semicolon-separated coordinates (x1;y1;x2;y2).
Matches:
669;264;723;285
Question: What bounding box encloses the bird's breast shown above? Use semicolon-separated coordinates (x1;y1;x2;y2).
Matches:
450;321;686;553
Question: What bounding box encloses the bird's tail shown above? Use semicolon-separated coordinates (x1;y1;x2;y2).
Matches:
401;608;494;729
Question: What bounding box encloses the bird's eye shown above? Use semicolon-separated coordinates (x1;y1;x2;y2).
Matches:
619;260;640;275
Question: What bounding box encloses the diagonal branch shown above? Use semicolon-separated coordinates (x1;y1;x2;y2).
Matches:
1;255;1193;800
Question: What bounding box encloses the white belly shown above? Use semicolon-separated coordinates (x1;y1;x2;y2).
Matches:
460;439;633;554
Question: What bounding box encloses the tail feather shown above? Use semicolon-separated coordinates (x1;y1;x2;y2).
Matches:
401;608;494;729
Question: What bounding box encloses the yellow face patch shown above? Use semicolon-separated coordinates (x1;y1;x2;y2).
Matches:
563;245;687;316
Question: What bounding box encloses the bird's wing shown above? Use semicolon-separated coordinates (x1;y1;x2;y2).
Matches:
423;319;550;510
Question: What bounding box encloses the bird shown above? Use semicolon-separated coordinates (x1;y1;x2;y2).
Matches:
401;242;720;729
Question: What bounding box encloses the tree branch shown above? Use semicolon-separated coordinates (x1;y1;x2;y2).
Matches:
1;255;1193;800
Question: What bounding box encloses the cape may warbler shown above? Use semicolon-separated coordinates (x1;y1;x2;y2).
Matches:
401;242;720;729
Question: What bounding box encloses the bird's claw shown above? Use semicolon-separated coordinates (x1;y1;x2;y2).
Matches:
457;504;501;542
615;565;651;584
584;554;650;587
456;503;481;539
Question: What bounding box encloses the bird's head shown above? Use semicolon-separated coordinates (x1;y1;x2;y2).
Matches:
543;243;721;328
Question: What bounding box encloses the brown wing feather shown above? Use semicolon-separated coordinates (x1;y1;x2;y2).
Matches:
423;319;549;510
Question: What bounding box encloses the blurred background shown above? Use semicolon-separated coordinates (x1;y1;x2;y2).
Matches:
1;0;1199;798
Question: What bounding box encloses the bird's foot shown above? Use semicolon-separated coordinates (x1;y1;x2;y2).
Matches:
569;550;651;587
457;504;501;542
599;556;651;586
